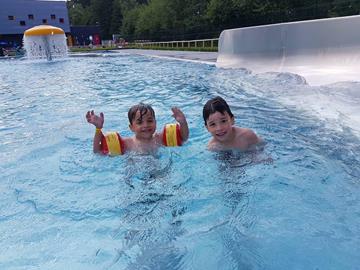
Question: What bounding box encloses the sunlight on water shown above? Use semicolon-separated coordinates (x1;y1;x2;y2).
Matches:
0;53;359;270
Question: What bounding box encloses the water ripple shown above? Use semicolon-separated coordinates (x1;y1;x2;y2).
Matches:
1;53;360;270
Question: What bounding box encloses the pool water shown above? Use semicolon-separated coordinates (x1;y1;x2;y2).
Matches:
0;53;360;270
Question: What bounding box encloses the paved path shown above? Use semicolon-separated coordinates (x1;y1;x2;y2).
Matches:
123;49;218;65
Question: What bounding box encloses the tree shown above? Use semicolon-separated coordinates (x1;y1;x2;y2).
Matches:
110;0;123;35
67;2;93;25
67;0;360;42
121;5;142;39
206;0;236;29
91;0;115;39
328;0;360;17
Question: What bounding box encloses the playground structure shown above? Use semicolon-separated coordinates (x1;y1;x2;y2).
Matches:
23;25;68;61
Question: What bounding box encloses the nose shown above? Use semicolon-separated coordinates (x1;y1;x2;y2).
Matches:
141;122;152;130
215;125;222;132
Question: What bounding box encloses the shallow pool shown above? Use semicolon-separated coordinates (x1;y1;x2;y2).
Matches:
1;53;360;270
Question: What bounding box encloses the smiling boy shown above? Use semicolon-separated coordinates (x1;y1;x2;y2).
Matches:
203;96;260;151
86;103;189;154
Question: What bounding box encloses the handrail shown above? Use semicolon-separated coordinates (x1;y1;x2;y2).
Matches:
133;38;219;49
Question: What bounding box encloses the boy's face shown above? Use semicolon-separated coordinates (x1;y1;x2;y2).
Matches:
129;109;157;139
205;111;234;142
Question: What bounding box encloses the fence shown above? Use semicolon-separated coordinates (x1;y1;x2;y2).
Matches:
132;38;218;50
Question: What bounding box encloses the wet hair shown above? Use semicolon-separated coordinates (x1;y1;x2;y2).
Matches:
203;96;234;125
128;103;155;124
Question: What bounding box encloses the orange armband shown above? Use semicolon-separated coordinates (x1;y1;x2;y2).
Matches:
162;123;182;147
101;132;124;155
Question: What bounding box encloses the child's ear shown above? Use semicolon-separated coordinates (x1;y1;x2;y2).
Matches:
231;117;235;125
129;124;134;132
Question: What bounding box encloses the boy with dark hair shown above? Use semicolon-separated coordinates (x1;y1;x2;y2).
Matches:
86;103;189;155
203;96;260;151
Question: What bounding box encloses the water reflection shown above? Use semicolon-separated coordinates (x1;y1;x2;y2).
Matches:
109;151;187;269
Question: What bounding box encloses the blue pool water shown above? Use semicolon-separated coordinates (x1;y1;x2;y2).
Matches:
1;52;360;270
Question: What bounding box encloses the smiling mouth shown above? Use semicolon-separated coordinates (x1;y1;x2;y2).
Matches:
216;131;226;137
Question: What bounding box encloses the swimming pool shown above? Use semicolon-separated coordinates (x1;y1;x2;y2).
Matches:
1;52;359;269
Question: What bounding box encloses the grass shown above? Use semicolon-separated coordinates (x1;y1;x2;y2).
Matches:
69;46;119;53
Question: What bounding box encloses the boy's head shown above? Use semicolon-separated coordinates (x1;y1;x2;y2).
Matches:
203;96;234;125
128;103;155;125
128;103;157;139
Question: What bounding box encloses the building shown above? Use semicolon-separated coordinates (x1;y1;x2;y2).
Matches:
0;0;70;48
69;25;102;47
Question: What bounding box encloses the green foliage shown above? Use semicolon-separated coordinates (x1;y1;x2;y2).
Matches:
67;0;360;42
121;5;142;39
90;0;114;38
67;2;93;25
328;0;360;17
110;0;123;35
206;0;236;28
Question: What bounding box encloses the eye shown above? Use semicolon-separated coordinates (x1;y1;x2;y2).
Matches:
209;123;215;127
136;120;142;124
221;119;227;123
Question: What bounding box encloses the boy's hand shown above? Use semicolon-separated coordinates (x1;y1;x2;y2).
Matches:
171;107;187;124
171;107;189;142
86;110;104;129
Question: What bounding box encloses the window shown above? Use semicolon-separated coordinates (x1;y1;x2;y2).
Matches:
51;14;56;20
8;15;15;20
42;19;47;24
20;21;26;26
28;14;34;20
59;18;64;23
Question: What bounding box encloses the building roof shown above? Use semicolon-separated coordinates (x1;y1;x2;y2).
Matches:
0;0;70;35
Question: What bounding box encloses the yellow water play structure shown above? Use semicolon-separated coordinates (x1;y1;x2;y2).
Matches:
24;25;65;36
23;25;68;60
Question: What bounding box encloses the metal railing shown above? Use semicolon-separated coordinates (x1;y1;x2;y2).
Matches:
133;38;218;50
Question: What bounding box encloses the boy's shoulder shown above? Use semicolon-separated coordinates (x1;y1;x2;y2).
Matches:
235;126;255;136
207;127;260;151
207;138;222;151
122;136;135;151
234;126;260;145
154;132;164;145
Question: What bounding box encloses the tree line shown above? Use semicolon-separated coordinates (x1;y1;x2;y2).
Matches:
67;0;360;41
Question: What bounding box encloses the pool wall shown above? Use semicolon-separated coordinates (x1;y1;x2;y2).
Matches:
217;15;360;85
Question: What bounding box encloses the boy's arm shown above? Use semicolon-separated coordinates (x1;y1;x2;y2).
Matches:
86;110;105;153
171;107;189;142
92;128;103;153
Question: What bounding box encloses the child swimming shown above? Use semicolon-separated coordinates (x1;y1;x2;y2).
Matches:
86;103;189;155
203;96;260;151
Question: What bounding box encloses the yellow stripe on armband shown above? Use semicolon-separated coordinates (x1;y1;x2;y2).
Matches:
104;132;123;155
100;132;124;156
163;123;182;147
